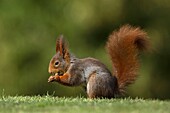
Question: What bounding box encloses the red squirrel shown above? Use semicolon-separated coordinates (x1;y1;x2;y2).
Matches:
48;25;149;98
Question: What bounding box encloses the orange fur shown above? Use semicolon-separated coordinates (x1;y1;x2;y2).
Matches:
59;73;69;82
106;25;149;94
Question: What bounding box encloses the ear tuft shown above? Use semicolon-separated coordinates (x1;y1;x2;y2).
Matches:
56;35;70;61
56;35;64;52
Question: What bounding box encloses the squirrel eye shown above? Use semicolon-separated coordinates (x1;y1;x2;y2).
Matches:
54;61;60;67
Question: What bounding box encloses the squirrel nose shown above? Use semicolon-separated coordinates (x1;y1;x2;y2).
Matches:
48;66;53;74
48;68;54;75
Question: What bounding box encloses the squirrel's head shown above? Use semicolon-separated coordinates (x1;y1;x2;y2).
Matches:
48;35;70;76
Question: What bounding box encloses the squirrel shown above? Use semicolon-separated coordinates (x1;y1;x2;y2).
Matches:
48;25;149;98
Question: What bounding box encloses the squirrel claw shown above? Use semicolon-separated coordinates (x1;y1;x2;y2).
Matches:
48;80;52;83
48;75;59;82
48;76;55;82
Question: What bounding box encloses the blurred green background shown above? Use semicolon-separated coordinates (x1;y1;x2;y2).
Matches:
0;0;170;99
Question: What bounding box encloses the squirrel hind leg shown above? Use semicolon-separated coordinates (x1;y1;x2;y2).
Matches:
87;72;117;99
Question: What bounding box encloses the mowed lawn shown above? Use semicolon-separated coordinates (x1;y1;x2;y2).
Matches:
0;96;169;113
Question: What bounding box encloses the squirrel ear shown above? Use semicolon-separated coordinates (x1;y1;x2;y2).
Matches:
56;35;70;60
56;35;62;52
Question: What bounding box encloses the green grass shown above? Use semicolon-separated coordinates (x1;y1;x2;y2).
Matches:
0;96;169;113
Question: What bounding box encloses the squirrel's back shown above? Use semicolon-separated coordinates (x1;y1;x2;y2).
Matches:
106;25;149;94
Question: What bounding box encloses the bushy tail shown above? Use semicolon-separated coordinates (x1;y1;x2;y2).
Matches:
106;25;149;94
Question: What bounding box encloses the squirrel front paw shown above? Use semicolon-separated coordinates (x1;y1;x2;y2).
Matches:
48;75;59;82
